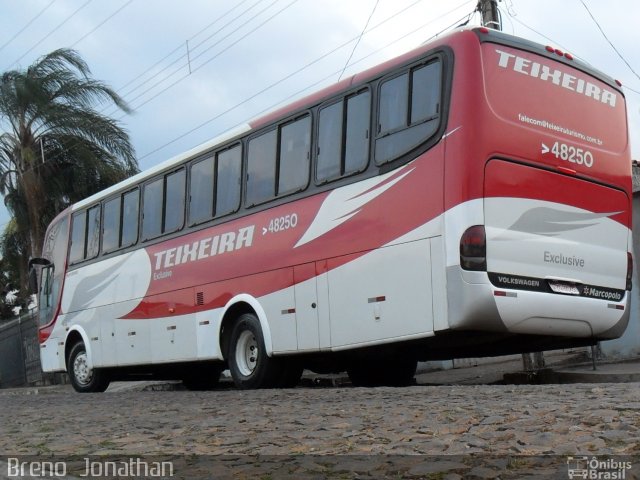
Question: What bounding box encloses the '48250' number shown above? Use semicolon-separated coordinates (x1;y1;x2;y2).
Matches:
551;142;594;168
267;213;298;233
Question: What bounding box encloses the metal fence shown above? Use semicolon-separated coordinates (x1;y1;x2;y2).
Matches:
0;313;44;388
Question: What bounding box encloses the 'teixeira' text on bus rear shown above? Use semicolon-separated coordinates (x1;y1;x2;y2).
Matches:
495;49;617;107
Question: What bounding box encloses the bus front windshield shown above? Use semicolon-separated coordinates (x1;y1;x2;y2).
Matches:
38;216;69;327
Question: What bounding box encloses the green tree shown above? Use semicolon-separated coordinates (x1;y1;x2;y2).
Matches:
0;218;29;317
0;48;138;295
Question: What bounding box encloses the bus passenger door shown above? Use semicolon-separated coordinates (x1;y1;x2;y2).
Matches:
294;263;320;351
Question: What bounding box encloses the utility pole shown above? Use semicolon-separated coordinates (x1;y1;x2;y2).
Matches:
477;0;501;31
477;0;546;372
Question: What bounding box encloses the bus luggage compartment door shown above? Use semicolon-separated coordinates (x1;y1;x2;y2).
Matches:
294;263;320;351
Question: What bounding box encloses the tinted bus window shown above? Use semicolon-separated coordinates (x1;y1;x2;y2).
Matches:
317;101;342;181
121;189;139;248
247;130;277;206
317;91;370;183
344;91;370;175
379;74;408;134
69;212;86;263
102;197;120;253
165;169;186;233
216;145;241;217
142;178;163;240
278;115;310;195
189;157;214;225
103;189;139;253
376;59;441;164
86;206;101;259
411;62;440;123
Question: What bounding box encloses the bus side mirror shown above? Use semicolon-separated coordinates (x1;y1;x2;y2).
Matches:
28;258;51;294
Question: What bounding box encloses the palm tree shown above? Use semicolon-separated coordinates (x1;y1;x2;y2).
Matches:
0;48;138;265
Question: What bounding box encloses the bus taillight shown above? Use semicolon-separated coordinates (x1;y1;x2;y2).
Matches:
627;252;633;291
460;225;486;271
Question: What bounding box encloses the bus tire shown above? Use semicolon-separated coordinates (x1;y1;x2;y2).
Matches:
67;342;110;393
228;313;279;389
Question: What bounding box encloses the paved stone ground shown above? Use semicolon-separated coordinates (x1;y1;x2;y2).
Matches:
1;383;639;478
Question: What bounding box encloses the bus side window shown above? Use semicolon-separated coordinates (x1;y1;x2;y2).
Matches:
247;130;277;206
379;74;408;135
121;189;139;248
85;205;101;259
142;169;185;241
216;145;241;217
375;59;442;164
317;101;342;182
411;62;441;123
69;204;100;262
69;211;86;263
189;156;214;225
317;90;370;184
142;178;163;240
103;188;139;253
278;115;310;196
344;91;370;175
102;196;120;253
164;169;186;233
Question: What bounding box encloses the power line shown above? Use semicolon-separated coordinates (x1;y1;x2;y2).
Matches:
271;10;476;114
579;0;640;83
338;0;380;82
504;6;640;92
2;0;472;182
115;0;264;102
138;2;474;161
129;0;439;118
504;12;575;59
3;0;298;176
124;0;282;110
0;0;57;55
1;0;290;190
70;0;134;48
0;2;476;233
624;85;640;96
114;0;253;97
124;0;298;113
9;0;93;68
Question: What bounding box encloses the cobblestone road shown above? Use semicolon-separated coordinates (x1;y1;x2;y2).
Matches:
1;383;639;478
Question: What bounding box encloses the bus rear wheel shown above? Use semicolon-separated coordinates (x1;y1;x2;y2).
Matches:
228;313;280;389
67;342;110;393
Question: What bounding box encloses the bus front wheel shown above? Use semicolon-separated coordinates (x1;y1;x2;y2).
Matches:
228;313;279;389
67;342;110;393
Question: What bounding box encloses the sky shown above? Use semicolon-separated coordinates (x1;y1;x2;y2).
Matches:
0;0;639;231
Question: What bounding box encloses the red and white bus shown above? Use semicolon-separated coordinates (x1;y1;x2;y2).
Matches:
30;27;633;392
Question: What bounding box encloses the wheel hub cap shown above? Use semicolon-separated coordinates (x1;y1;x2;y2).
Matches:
73;352;93;385
236;331;258;377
